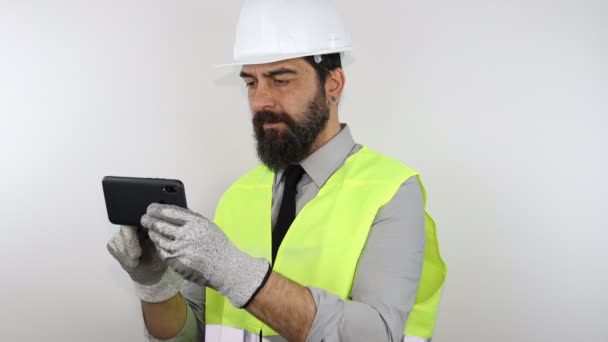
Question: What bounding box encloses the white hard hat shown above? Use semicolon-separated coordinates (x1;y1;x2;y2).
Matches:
226;0;352;66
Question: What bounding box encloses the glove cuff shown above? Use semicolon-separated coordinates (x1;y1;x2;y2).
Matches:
134;267;185;303
240;262;272;308
225;255;272;308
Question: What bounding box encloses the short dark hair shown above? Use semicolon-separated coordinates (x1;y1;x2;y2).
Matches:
303;53;342;86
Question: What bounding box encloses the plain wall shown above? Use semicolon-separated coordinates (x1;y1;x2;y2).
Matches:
0;1;606;341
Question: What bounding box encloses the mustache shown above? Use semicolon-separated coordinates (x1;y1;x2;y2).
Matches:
253;110;296;127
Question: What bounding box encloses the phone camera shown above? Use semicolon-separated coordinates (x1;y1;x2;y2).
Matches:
163;185;178;193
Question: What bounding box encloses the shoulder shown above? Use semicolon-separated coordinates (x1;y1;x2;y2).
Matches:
346;146;420;180
229;164;274;187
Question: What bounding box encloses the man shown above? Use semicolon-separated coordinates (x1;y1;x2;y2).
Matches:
107;1;446;341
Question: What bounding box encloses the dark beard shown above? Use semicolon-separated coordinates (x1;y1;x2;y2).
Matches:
252;89;329;171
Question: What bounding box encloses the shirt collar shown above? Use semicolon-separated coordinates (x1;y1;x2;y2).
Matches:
300;123;355;188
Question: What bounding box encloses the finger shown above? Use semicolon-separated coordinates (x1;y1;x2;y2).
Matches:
140;214;168;234
107;235;139;269
119;226;142;260
108;228;132;256
140;213;156;230
148;230;179;255
106;239;123;261
155;243;174;262
141;214;180;240
147;203;200;225
107;232;124;255
153;220;181;240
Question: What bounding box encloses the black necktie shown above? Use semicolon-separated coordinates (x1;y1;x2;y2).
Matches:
272;165;305;264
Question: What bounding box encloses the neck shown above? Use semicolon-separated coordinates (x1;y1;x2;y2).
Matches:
308;117;341;155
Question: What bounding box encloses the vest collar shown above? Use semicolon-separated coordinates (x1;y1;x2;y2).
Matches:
275;123;356;188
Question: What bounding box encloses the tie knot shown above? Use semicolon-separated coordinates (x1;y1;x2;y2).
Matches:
284;165;305;188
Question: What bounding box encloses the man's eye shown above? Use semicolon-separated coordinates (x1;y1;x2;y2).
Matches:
245;81;256;88
275;79;289;86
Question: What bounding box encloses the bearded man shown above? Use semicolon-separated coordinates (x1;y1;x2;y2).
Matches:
107;1;446;341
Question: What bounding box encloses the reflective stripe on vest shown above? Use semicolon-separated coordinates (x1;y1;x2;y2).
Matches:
206;147;447;338
204;325;432;342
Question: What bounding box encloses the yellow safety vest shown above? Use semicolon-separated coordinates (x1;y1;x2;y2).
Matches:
206;146;447;338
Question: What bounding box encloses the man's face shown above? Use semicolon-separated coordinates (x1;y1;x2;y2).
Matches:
240;58;330;171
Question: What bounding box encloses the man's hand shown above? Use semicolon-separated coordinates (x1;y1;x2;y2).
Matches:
141;203;271;308
107;225;184;303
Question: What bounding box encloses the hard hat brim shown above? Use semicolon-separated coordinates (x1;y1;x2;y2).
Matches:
214;47;353;68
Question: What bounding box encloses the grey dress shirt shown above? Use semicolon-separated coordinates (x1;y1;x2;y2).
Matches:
147;124;426;342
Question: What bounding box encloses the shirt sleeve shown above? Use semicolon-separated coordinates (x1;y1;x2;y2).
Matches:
144;282;205;342
305;176;426;342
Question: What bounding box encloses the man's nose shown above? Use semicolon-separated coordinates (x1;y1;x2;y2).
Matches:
250;83;276;113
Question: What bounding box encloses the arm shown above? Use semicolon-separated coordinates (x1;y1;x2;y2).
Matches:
247;176;425;342
246;272;316;342
142;294;187;339
308;176;426;341
143;282;205;341
106;227;193;341
141;175;424;341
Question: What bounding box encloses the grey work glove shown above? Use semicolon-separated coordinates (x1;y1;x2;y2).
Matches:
107;225;185;303
140;203;271;308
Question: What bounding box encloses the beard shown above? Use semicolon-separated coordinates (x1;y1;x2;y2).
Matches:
252;88;330;171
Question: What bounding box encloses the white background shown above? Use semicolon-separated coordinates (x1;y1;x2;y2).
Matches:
1;1;606;341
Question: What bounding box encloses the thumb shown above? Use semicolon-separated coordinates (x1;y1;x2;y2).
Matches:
107;226;142;268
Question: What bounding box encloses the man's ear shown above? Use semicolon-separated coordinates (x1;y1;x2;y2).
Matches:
325;68;346;102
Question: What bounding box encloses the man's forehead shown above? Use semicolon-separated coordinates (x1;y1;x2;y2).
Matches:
240;58;310;75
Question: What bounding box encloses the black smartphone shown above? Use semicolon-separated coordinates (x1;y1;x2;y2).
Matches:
102;176;188;227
